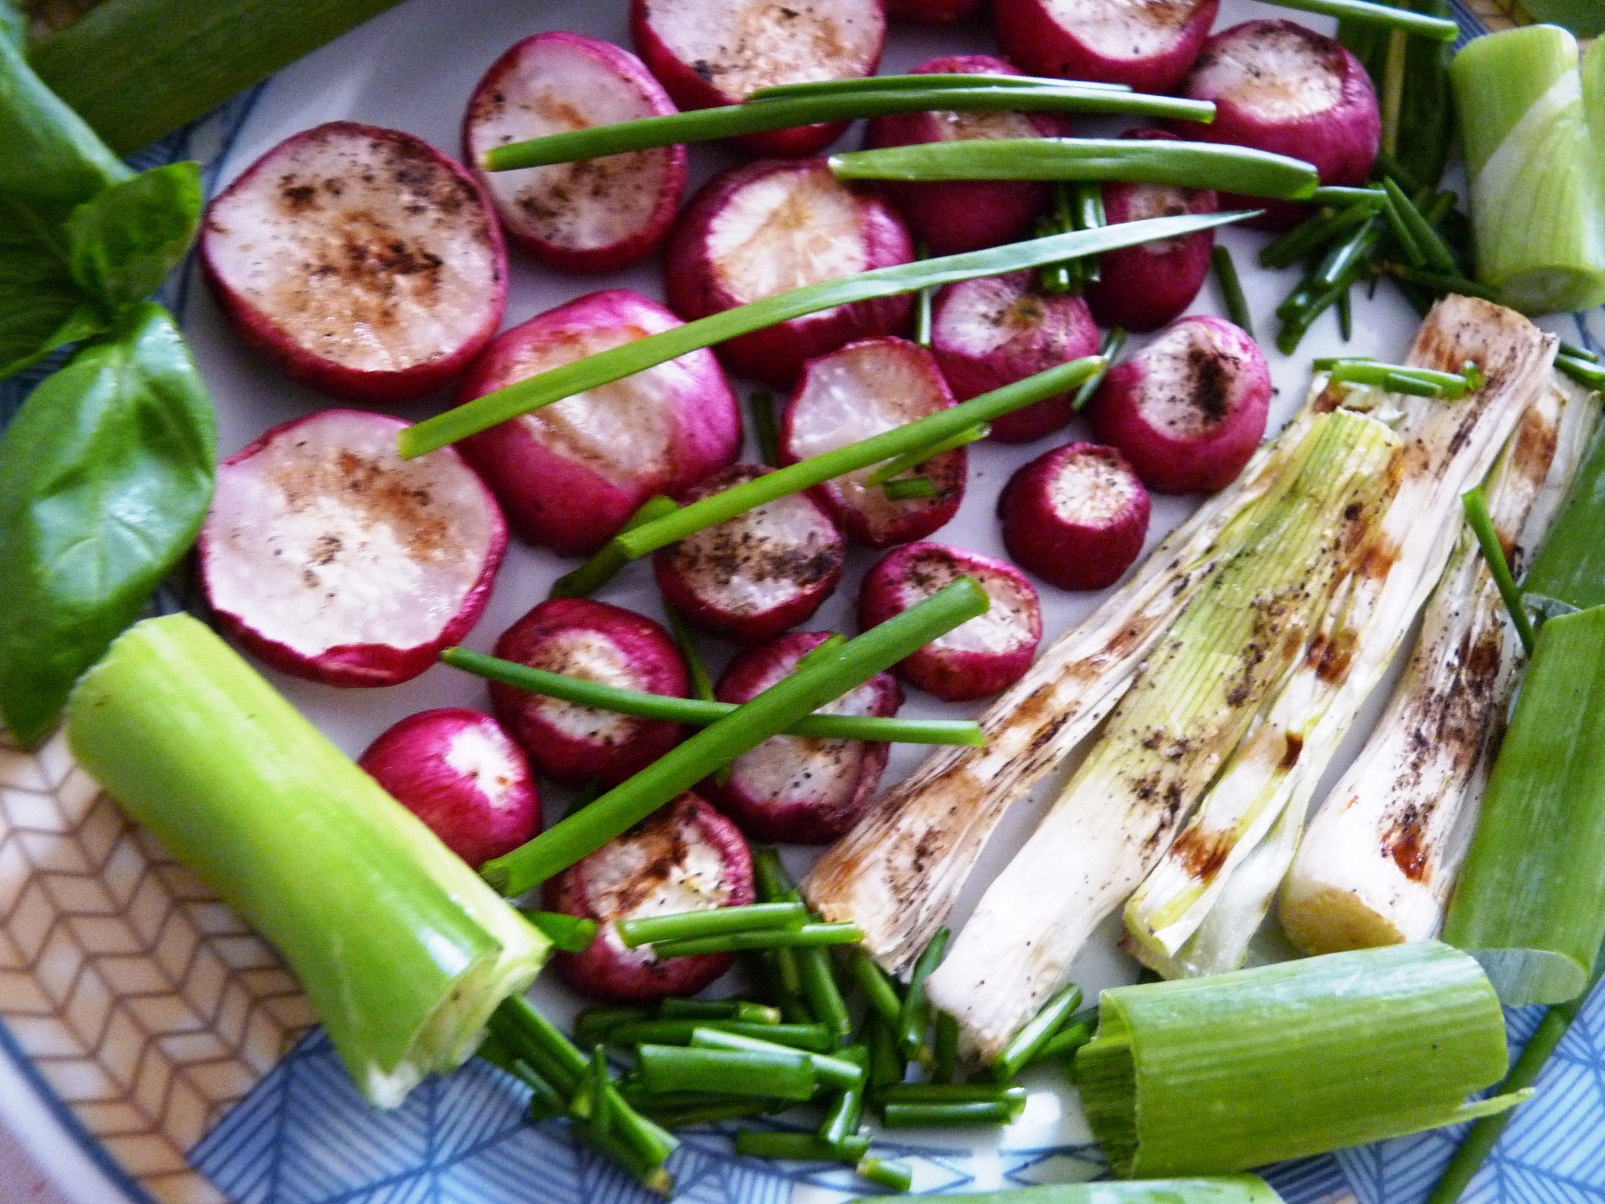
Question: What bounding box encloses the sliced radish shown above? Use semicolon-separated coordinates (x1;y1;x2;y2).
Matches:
653;464;846;644
664;159;914;387
463;33;687;274
456;289;741;557
1088;314;1270;494
358;708;539;868
1083;130;1218;333
782;337;964;548
859;541;1042;701
200;121;506;403
198;409;506;688
545;793;755;1000
1171;19;1381;230
630;0;886;157
489;597;688;788
998;441;1151;591
863;55;1072;256
994;0;1218;92
702;632;901;843
929;271;1100;443
885;0;983;21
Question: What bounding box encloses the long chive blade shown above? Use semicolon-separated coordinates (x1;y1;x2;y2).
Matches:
618;901;807;948
1460;488;1535;655
864;424;988;486
1381;178;1459;273
1272;0;1457;37
992;982;1085;1081
749;73;1133;100
606;1020;835;1051
649;923;863;958
1260;202;1371;270
841;1178;1284;1203
830;139;1317;199
1211;246;1253;337
442;648;984;746
1074;327;1125;411
399;213;1246;458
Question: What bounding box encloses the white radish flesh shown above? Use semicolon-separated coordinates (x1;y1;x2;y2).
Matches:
999;442;1151;591
198;409;506;687
994;0;1219;92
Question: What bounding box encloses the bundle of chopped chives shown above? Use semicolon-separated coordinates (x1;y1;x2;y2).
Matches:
1075;942;1519;1177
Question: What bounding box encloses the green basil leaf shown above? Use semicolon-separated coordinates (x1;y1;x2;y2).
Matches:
0;192;109;379
0;33;129;208
67;161;203;305
0;302;215;746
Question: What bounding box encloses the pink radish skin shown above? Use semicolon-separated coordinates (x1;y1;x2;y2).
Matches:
198;409;506;688
463;33;687;273
1171;20;1381;231
489;598;689;789
1083;130;1218;333
864;56;1072;256
1089;315;1270;495
703;632;901;843
782;337;964;548
998;442;1151;591
358;709;539;868
201;122;506;403
546;794;755;1001
456;290;741;557
994;0;1218;92
858;542;1042;701
664;159;914;388
929;271;1099;443
630;0;886;157
886;0;982;21
654;464;846;644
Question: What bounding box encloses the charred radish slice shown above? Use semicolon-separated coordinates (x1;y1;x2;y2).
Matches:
654;464;846;644
198;409;506;687
998;442;1151;591
863;55;1072;256
1089;314;1270;495
664;158;914;388
456;289;741;557
1083;130;1219;333
630;0;886;158
545;793;755;1000
1171;19;1380;230
782;337;964;548
463;33;687;273
201;122;506;403
929;271;1100;444
859;541;1042;701
703;632;901;843
994;0;1218;93
489;597;689;789
359;708;539;868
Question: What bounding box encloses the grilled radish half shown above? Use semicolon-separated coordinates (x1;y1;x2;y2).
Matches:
198;409;506;687
999;441;1151;592
994;0;1218;92
463;32;687;272
201;122;506;402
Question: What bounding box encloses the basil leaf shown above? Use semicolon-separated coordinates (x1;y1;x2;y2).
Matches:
0;302;215;746
68;161;203;306
0;192;109;378
0;33;128;208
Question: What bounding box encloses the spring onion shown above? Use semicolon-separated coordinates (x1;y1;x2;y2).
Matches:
1324;357;1477;397
637;1045;817;1101
1076;942;1519;1177
606;1021;834;1051
521;910;598;953
844;1180;1283;1204
1031;1016;1097;1067
689;1027;863;1089
618;902;806;947
1381;178;1460;273
899;927;949;1058
1260;203;1373;270
854;1158;914;1192
993;983;1084;1082
748;73;1132;100
656;998;780;1024
848;949;903;1029
821;1044;868;1146
1211;246;1253;336
398;214;1241;458
647;923;863;957
733;1131;871;1161
879;1083;1028;1107
883;1100;1020;1128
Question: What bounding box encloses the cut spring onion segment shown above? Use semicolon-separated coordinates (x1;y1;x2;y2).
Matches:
398;213;1247;458
617;902;806;948
840;1180;1285;1204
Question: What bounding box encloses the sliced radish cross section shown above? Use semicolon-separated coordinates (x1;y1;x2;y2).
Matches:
994;0;1218;93
999;441;1151;591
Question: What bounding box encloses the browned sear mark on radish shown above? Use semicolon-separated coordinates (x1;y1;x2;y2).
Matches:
268;449;450;564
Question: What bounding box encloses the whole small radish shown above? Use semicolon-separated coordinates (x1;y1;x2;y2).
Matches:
359;709;539;868
664;158;914;388
1089;314;1270;495
1170;20;1381;230
654;464;846;644
783;337;965;547
546;793;755;1000
1083;130;1219;333
702;632;902;843
456;289;741;557
198;409;506;688
994;0;1218;93
999;442;1151;591
859;542;1042;701
201;122;506;403
929;271;1100;443
463;32;687;273
631;0;886;157
863;55;1073;256
489;597;688;789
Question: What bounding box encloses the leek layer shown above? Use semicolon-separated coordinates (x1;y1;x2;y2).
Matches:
1525;377;1605;611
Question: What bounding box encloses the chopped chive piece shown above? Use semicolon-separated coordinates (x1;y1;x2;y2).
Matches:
868;1015;906;1089
856;1156;914;1192
522;1060;569;1120
618;902;807;948
1460;487;1535;656
664;603;716;705
1326;358;1473;397
1029;1015;1097;1067
657;998;781;1023
993;982;1085;1081
849;949;904;1029
550;495;679;597
688;1027;862;1088
750;390;781;467
933;1013;959;1084
1271;0;1457;37
1372;147;1423;194
573;1005;651;1053
821;1044;869;1146
1074;327;1125;411
1384;370;1444;397
570;1120;675;1195
494;994;588;1088
1378;190;1427;267
883;475;938;501
733;1130;871;1161
444;649;984;747
1556;354;1605;389
797;941;854;1043
648;923;864;958
1211;245;1253;337
1260;203;1371;270
749;73;1132;100
882;1100;1020;1127
637;1044;817;1100
520;909;598;952
1381;179;1459;273
865;424;988;486
1559;340;1600;364
880;1083;1029;1106
608;1020;836;1051
753;846;797;900
899;927;950;1058
1338;288;1353;341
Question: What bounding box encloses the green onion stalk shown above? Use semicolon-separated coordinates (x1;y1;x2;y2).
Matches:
841;1180;1284;1204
